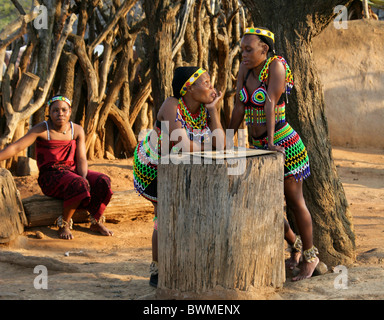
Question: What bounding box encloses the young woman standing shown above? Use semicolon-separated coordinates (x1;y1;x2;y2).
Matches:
229;27;319;281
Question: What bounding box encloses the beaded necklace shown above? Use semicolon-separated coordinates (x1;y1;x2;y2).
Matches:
176;97;211;143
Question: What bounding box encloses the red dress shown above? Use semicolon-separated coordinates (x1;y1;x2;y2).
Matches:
35;121;112;221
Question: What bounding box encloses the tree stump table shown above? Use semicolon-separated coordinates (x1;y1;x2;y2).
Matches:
157;149;285;299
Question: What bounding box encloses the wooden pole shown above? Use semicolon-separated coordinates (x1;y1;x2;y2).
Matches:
157;149;285;299
362;0;370;19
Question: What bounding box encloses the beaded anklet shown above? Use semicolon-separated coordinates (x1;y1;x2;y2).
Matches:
89;215;106;225
56;215;73;229
150;261;158;275
303;246;319;263
289;235;302;253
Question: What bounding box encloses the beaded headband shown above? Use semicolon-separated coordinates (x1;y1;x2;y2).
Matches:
47;95;72;108
244;27;275;43
180;68;207;96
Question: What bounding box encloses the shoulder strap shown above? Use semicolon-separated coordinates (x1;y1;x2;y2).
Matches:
44;121;50;140
70;121;74;140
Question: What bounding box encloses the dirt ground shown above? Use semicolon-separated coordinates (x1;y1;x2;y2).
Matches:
0;146;383;301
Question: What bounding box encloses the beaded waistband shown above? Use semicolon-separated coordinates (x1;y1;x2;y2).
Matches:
245;102;286;126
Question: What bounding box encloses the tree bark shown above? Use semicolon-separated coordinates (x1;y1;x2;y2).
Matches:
57;50;78;100
144;0;180;113
241;0;355;267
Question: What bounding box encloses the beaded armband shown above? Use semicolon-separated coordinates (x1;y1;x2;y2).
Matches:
259;56;294;94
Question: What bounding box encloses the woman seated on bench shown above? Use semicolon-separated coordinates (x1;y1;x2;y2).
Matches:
0;95;113;239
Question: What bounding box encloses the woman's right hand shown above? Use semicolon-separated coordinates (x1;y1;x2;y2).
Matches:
268;144;285;156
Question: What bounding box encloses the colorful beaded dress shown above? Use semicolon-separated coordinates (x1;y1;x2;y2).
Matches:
241;55;310;181
133;98;211;203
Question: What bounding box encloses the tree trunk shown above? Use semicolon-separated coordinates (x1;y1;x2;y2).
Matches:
144;0;179;113
58;50;78;100
109;104;137;156
157;150;285;299
362;0;370;18
0;168;28;243
9;72;40;168
241;0;355;267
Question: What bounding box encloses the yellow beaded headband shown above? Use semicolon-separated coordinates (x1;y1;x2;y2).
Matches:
47;95;72;107
180;68;207;96
244;27;275;43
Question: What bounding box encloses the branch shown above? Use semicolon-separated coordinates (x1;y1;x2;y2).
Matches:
172;0;193;58
1;41;22;116
226;7;240;29
21;14;78;118
97;55;129;133
0;11;38;50
109;104;137;155
68;33;99;103
88;0;137;56
0;11;37;39
10;0;26;14
129;75;152;125
195;0;204;66
98;36;113;100
0;14;78;147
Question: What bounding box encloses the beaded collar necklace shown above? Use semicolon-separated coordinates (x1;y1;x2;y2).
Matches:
176;97;211;142
178;98;207;129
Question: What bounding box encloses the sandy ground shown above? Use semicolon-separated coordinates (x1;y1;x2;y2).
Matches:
0;146;383;301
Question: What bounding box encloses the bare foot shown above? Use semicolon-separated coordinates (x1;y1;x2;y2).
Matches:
286;250;301;270
58;226;74;240
292;257;319;281
90;222;114;236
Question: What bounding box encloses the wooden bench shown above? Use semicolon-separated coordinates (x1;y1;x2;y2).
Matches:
23;189;154;227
